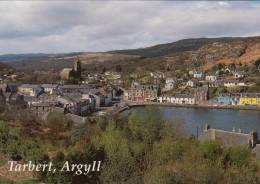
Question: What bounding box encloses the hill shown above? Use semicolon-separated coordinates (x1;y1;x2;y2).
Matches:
0;53;138;70
107;36;260;58
0;62;13;70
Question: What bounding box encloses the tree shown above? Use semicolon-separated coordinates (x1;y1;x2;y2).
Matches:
0;121;9;152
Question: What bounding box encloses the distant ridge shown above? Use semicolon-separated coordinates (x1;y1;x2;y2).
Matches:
107;36;260;57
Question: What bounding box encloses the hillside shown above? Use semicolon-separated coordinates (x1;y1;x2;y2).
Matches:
107;37;260;58
0;53;138;70
0;62;13;70
98;36;260;74
1;36;260;71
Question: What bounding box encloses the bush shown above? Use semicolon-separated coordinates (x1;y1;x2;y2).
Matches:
0;121;9;152
199;140;223;161
6;140;21;160
229;144;251;167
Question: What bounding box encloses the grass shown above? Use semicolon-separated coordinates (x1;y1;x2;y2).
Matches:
9;127;20;138
0;120;20;138
39;141;58;152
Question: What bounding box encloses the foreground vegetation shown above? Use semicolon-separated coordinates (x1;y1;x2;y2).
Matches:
0;106;260;183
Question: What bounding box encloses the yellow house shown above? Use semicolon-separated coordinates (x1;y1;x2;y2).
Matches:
241;93;260;106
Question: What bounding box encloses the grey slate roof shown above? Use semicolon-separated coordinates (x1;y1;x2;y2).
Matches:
199;129;251;147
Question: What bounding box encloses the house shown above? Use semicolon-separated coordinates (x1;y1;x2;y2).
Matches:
111;72;121;79
225;68;232;73
60;56;81;80
42;84;58;94
158;94;195;105
165;82;175;91
234;70;245;79
18;84;44;97
189;69;196;75
205;75;218;81
199;125;259;149
104;71;112;76
230;93;241;106
194;87;209;104
165;77;177;91
218;93;231;106
130;73;140;78
207;81;223;88
130;84;160;102
151;72;164;79
193;71;204;78
187;79;200;88
240;93;260;106
224;79;240;87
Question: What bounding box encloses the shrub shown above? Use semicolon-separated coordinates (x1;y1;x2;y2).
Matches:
6;140;21;160
0;121;9;152
229;144;251;167
199;140;223;161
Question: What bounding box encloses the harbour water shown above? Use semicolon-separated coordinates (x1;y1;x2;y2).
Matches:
122;106;260;136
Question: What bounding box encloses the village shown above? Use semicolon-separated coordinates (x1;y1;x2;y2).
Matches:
0;56;260;125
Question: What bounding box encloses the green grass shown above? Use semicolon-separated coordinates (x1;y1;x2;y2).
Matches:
39;141;58;152
9;127;20;138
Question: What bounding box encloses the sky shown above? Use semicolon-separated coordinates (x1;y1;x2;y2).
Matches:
0;1;260;54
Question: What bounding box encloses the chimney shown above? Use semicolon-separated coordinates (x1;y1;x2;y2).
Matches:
250;130;258;148
232;127;236;132
211;130;216;140
238;128;242;133
205;124;210;131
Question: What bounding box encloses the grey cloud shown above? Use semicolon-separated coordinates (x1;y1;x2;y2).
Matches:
0;1;260;54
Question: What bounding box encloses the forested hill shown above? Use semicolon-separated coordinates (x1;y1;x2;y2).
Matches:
107;36;260;57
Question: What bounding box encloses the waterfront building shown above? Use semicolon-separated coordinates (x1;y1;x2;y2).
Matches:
130;84;160;102
230;93;241;106
218;93;231;106
194;87;208;104
199;125;260;150
241;93;260;106
158;94;195;105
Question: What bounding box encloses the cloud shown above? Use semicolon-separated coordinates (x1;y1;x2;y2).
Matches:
0;1;260;54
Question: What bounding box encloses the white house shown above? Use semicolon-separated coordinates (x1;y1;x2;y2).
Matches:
165;77;177;91
18;84;44;97
187;79;200;88
205;75;218;81
158;94;195;105
42;84;58;94
234;71;245;79
224;79;245;87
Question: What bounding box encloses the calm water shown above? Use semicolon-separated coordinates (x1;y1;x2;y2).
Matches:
122;106;260;136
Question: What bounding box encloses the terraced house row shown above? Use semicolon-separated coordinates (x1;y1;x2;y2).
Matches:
218;93;260;106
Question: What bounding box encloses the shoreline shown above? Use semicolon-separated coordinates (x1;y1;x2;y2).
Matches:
123;102;260;111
